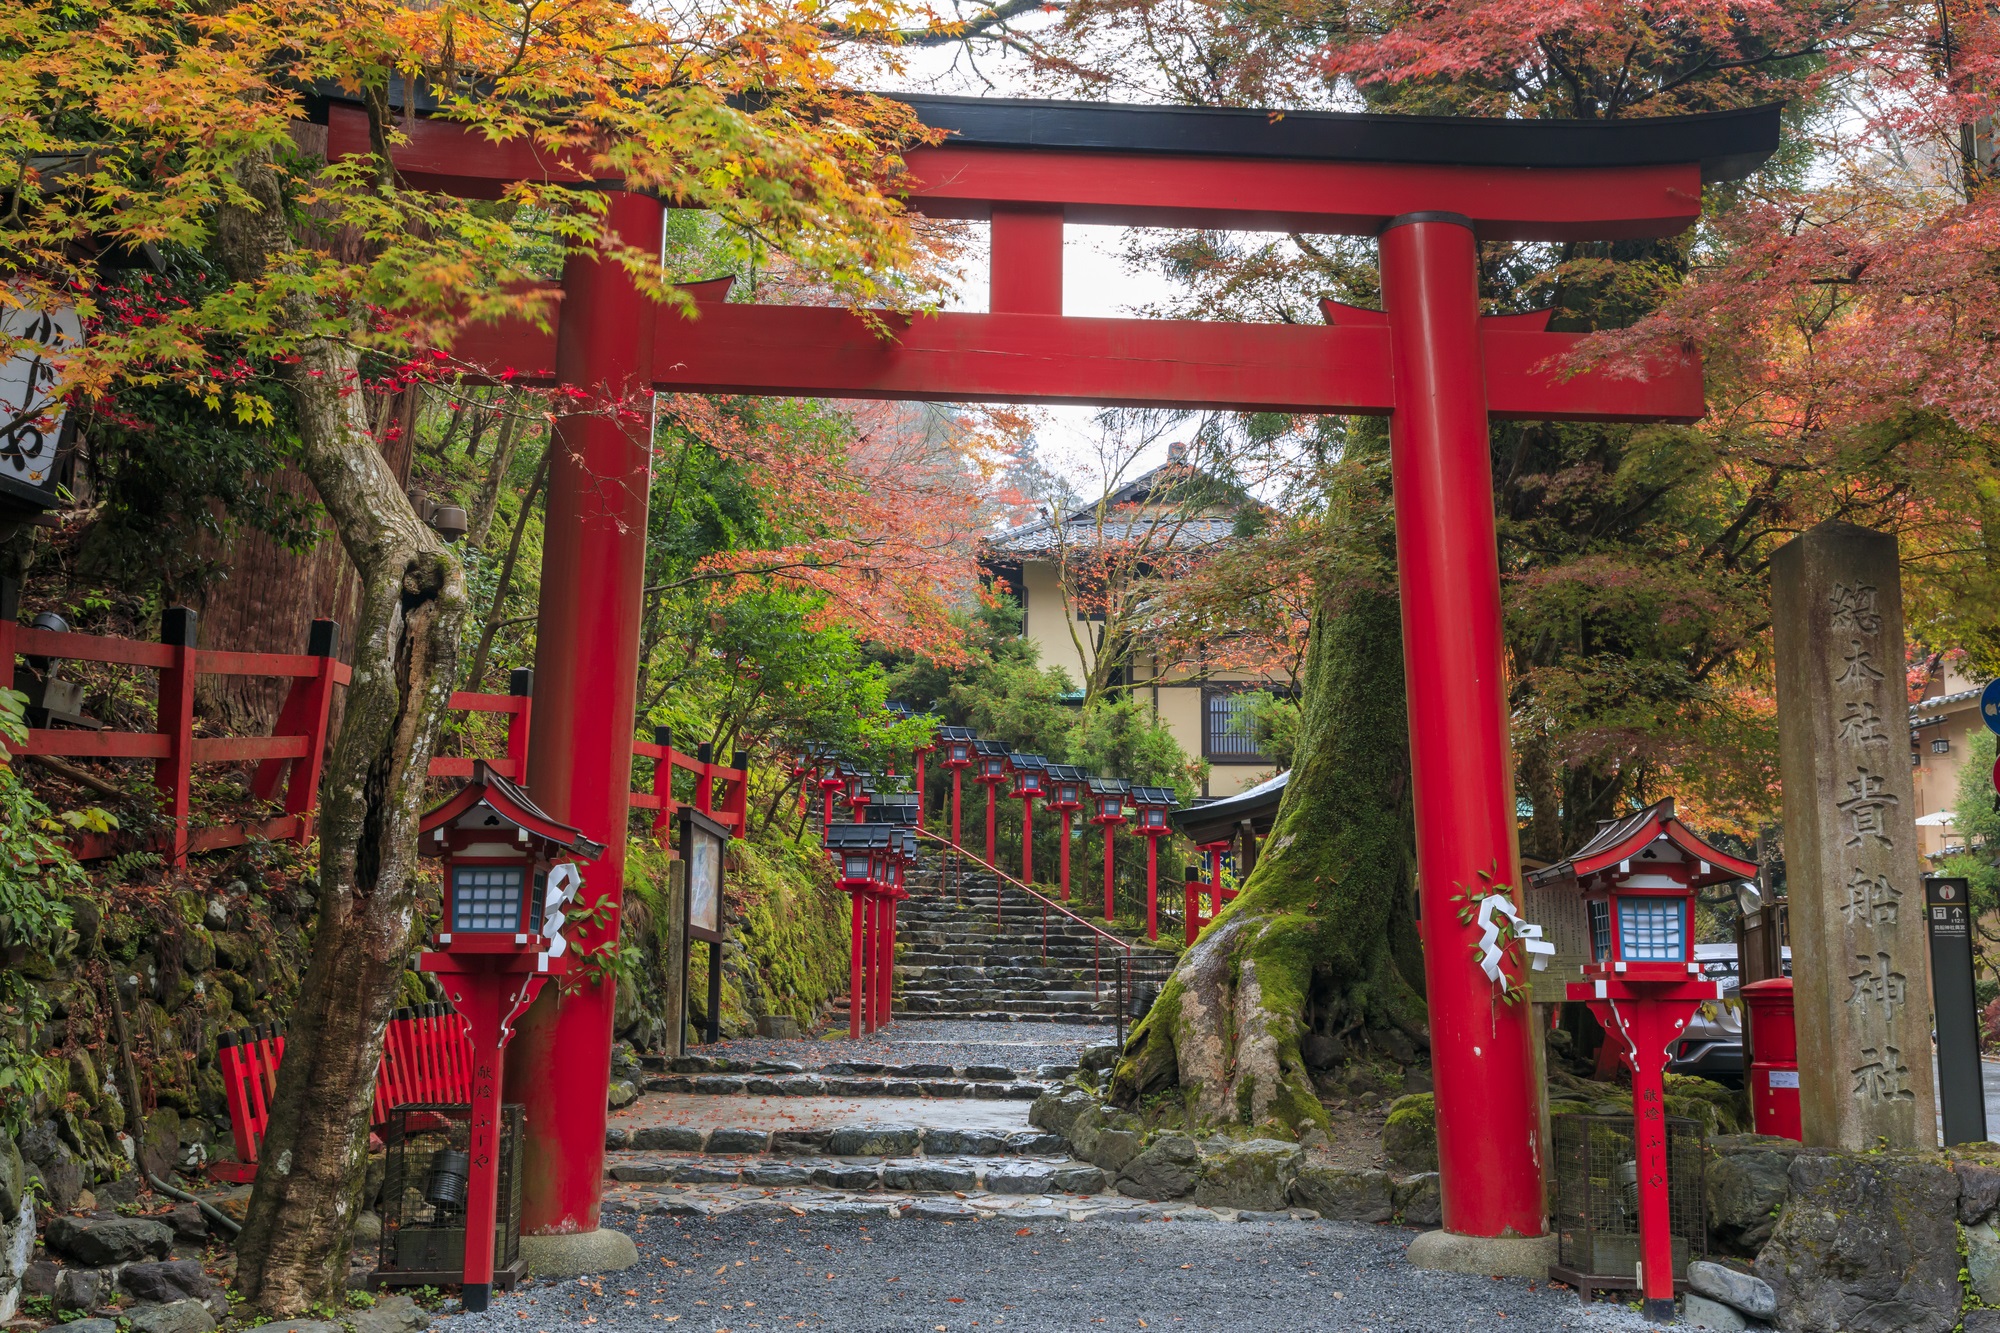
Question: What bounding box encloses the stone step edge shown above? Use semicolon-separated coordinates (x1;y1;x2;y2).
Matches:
605;1155;1105;1194
603;1188;1327;1226
640;1075;1050;1101
604;1125;1066;1155
645;1059;1075;1080
821;1011;1110;1025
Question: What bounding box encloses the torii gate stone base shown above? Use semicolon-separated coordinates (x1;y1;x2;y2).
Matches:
325;91;1780;1276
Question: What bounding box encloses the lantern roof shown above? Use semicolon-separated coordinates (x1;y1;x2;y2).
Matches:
1131;784;1178;809
823;823;895;852
938;725;977;743
1010;753;1049;773
1047;763;1086;783
885;700;913;719
973;739;1010;757
1526;797;1755;891
872;793;921;825
418;759;605;860
1087;776;1131;796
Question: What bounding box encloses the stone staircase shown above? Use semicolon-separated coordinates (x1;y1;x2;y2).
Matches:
831;850;1158;1027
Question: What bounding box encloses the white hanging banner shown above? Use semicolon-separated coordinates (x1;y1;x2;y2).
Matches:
1476;891;1556;982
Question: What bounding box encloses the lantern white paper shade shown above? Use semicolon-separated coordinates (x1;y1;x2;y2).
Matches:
1616;897;1685;961
452;865;526;932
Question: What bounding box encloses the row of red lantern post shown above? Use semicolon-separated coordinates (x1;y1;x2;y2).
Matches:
822;802;918;1036
797;724;1185;941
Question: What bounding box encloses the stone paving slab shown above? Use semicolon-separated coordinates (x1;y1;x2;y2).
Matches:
610;1092;1035;1135
669;1019;1115;1075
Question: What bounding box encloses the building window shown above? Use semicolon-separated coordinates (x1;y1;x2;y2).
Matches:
1204;689;1264;761
1588;899;1611;962
1617;897;1685;962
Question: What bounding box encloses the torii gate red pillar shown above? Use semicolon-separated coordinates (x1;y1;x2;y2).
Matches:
504;190;665;1239
1380;214;1543;1238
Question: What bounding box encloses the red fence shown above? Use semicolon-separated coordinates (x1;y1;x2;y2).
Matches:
3;603;749;862
632;727;749;838
212;1006;474;1183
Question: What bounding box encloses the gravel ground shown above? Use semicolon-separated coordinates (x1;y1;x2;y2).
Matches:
444;1214;1656;1333
689;1021;1115;1074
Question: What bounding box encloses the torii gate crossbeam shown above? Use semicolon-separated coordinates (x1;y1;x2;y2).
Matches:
318;90;1779;1259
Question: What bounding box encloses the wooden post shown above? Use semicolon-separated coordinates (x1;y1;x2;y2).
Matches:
506;667;533;780
155;606;198;868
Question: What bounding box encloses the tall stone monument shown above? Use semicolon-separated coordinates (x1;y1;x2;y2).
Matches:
1772;521;1936;1150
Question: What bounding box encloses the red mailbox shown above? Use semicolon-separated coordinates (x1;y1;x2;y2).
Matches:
1741;977;1801;1141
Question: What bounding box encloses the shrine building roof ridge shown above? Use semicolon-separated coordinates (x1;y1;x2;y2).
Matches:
891;95;1783;184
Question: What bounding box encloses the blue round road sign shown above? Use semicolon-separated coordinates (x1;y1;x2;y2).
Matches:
1985;678;2000;735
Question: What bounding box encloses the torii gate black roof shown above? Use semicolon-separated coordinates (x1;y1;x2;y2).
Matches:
893;96;1782;183
313;82;1783;186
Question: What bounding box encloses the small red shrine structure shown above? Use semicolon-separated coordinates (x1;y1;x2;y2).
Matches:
313;86;1779;1253
416;761;603;1312
1531;799;1755;1319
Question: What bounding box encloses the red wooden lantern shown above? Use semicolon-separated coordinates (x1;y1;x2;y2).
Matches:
972;739;1010;865
937;725;976;848
1009;753;1048;884
825;822;897;1036
416;761;603;1313
1129;785;1177;940
1535;798;1756;1320
1046;763;1085;900
1087;777;1129;921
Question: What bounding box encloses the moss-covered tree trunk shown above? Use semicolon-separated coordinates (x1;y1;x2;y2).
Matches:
1109;580;1424;1137
217;139;470;1315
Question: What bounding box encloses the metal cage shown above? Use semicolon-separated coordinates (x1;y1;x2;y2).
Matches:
372;1103;525;1292
1114;951;1180;1046
1550;1112;1706;1303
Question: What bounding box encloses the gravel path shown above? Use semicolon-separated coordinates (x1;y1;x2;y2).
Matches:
443;1214;1656;1333
689;1021;1115;1074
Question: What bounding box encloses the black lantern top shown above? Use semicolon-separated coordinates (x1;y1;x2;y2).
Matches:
973;738;1010;782
419;760;605;951
1010;752;1048;798
938;725;977;768
1130;785;1178;833
1046;763;1086;811
1087;776;1130;824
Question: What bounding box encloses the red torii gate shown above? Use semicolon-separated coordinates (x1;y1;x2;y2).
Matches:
317;92;1777;1257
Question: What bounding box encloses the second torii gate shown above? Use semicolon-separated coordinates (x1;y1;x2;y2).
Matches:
316;92;1778;1265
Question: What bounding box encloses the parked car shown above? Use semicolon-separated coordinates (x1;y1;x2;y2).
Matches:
1663;943;1790;1087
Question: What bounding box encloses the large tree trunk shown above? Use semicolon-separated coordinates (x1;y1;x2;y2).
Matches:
217;147;471;1315
1109;580;1424;1138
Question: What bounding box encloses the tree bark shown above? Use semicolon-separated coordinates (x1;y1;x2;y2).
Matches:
216;147;470;1315
1109;580;1423;1138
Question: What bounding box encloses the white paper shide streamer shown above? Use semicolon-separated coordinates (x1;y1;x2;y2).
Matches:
540;862;583;967
1476;892;1556;983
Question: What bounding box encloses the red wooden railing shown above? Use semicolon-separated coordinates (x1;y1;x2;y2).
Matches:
212;1005;474;1183
1184;874;1239;944
631;728;749;839
4;605;750;862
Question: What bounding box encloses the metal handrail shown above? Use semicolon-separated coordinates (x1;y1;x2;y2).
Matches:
915;827;1134;999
